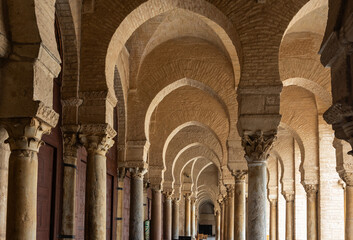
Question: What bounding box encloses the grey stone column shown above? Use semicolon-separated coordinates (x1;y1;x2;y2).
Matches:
283;192;294;240
151;187;162;240
129;168;146;240
0;128;9;240
242;132;276;240
216;210;221;240
116;168;125;240
80;125;116;240
4;117;57;240
185;193;191;236
60;127;80;240
269;199;278;240
233;171;247;240
227;186;235;240
163;193;172;240
304;184;318;240
172;198;180;240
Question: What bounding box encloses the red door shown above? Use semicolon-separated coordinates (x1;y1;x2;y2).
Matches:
37;144;55;240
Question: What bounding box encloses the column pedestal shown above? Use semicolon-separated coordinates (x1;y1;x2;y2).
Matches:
304;184;318;240
269;199;278;240
172;198;180;240
151;188;162;240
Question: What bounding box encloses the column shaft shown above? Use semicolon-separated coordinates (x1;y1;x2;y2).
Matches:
224;197;229;240
60;131;79;239
347;186;353;240
216;211;221;240
305;185;318;240
228;187;235;240
129;172;144;240
220;201;225;240
0;136;9;240
185;195;191;236
191;199;196;238
163;196;172;240
234;179;246;240
116;176;124;240
172;199;180;240
247;162;267;240
151;189;162;240
285;197;294;240
269;199;277;240
85;150;107;240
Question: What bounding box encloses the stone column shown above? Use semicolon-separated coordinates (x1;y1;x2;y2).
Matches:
4;117;57;240
129;168;146;240
224;196;229;240
227;185;235;240
151;186;162;240
283;192;295;240
172;198;180;240
185;193;191;236
80;124;116;240
60;127;80;239
0;128;10;240
269;199;278;240
191;198;196;239
242;132;276;240
115;168;125;240
304;184;318;240
163;192;173;240
219;200;224;240
346;184;353;240
233;170;247;240
216;210;221;240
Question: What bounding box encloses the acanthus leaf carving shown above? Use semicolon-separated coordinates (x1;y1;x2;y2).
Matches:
242;131;276;163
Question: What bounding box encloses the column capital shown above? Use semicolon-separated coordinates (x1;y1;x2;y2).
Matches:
242;130;276;164
62;125;81;158
164;191;174;200
117;167;126;180
338;171;353;186
269;198;278;205
128;167;148;179
2;117;53;152
304;184;319;197
79;123;116;156
232;170;248;182
282;191;295;202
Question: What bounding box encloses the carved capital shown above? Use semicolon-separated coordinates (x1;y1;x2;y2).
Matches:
117;167;126;180
282;191;295;202
35;102;59;128
128;167;147;179
62;125;80;158
338;171;353;186
184;192;191;200
304;184;319;197
164;190;174;200
232;170;247;182
242;131;276;163
2;117;52;152
79;124;116;156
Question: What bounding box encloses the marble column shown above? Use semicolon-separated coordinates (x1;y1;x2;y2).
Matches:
163;193;172;240
151;187;162;240
304;184;318;240
242;132;276;240
216;210;221;240
346;184;353;240
129;168;146;240
191;198;196;239
4;117;56;240
220;200;224;240
115;168;125;240
227;186;235;240
233;171;247;240
0;128;10;240
60;128;79;239
172;198;180;240
283;192;294;240
224;196;229;240
80;125;116;240
185;193;191;236
269;199;278;240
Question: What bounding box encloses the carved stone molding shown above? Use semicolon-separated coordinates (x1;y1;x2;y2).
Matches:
232;170;248;182
304;184;319;197
80;90;117;107
164;189;174;199
242;131;276;163
338;171;353;186
2;117;52;152
117;167;126;180
62;125;81;159
35;102;60;128
79;123;116;156
61;98;83;107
